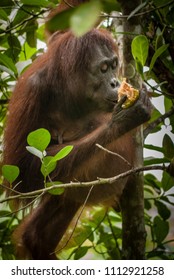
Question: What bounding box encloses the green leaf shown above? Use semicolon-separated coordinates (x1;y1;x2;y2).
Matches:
155;200;171;220
162;171;174;191
154;216;169;244
144;173;161;189
41;156;56;177
131;35;149;66
0;53;17;75
164;96;173;112
12;9;30;26
27;30;37;48
163;134;174;159
74;246;90;260
102;0;121;13
26;146;45;159
26;20;38;48
47;188;64;195
51;146;73;163
144;144;164;153
70;1;102;36
16;60;32;75
46;182;64;195
2;165;20;184
149;44;169;71
0;65;16;78
0;0;13;7
27;128;51;152
46;9;73;32
144;156;169;166
135;60;143;76
167;157;174;178
0;8;8;20
144;199;152;210
7;35;21;60
20;42;37;60
21;0;49;6
150;107;161;123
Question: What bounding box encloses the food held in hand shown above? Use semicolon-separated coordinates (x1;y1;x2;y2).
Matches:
118;78;139;108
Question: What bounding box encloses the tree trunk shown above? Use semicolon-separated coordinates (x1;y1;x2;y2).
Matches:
118;0;146;259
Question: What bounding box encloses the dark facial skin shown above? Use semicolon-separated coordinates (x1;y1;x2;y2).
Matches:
85;46;120;111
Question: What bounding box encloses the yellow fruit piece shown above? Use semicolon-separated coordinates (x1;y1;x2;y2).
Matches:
118;78;139;108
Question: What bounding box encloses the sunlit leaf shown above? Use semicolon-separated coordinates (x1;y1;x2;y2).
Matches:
51;146;73;163
41;156;56;177
27;128;51;152
20;42;37;61
2;165;19;184
46;182;64;195
131;35;149;66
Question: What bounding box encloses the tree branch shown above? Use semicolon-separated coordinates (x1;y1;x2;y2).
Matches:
102;0;174;20
0;164;167;204
144;106;174;138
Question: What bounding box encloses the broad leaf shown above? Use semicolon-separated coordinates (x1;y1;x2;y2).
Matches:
46;181;64;195
41;156;56;177
131;35;149;66
149;44;169;71
26;146;44;159
162;134;174;159
27;128;51;152
0;53;17;75
74;246;90;260
154;216;169;244
46;9;73;32
144;156;169;166
2;165;19;184
162;171;174;192
0;8;8;20
70;1;101;36
155;200;171;220
51;146;73;163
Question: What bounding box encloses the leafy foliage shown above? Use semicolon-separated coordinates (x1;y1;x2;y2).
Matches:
0;0;174;260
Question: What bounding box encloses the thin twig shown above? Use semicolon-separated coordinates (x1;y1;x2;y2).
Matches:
63;0;74;8
67;209;108;260
105;0;174;19
96;143;132;167
144;106;174;138
53;185;94;256
107;213;121;256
